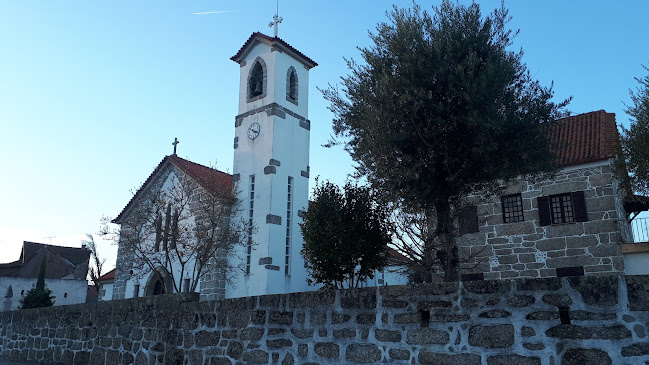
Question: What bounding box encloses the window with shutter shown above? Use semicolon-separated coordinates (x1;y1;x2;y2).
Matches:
537;191;588;226
458;205;479;235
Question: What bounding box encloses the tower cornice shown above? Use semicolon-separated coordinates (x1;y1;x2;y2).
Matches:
231;32;318;70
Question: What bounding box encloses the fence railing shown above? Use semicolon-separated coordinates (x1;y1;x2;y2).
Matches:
631;217;649;243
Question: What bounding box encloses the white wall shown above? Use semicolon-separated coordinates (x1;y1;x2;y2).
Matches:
98;281;113;301
0;276;87;311
624;252;649;275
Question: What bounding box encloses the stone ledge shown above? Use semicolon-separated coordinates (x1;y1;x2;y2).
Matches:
622;242;649;253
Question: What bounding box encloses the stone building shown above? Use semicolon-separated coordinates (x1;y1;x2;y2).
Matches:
457;110;640;280
0;241;90;311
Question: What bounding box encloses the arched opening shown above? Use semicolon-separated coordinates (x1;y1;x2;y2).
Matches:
286;67;298;104
143;268;172;296
247;58;266;101
152;278;166;295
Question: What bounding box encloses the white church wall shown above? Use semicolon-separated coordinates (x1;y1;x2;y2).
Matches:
98;281;113;301
0;276;87;311
113;164;227;300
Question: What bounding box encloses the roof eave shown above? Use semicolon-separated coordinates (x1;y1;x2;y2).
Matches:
231;32;317;69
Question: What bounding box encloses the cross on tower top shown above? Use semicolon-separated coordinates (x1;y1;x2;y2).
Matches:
172;138;180;155
269;13;283;38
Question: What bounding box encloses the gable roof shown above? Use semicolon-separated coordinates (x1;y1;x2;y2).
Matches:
113;155;232;223
96;268;115;283
231;32;318;69
550;110;619;167
0;241;90;280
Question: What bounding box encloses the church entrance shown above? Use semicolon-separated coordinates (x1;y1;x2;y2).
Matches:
152;278;166;295
144;269;172;296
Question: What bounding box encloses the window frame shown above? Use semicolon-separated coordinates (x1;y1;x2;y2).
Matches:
537;191;588;226
501;193;525;223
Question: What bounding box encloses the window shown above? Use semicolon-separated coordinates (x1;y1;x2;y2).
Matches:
183;278;190;292
501;194;524;223
247;175;255;275
286;67;298;104
285;177;293;275
537;191;588;226
458;205;479;235
247;58;266;101
133;284;140;298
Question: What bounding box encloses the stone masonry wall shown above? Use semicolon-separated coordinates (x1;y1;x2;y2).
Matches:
1;275;648;365
459;160;629;280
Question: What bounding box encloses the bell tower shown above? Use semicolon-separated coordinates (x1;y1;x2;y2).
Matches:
227;31;317;298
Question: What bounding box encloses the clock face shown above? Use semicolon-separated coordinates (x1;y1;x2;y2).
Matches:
247;122;261;140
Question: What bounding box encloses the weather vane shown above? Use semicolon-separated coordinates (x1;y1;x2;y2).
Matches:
269;0;282;37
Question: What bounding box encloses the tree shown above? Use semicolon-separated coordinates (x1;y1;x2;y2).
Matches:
322;1;569;281
621;65;649;195
300;180;391;289
102;168;250;295
20;257;55;309
82;233;105;288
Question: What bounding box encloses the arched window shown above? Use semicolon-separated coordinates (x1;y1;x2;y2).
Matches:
286;66;298;104
247;57;267;102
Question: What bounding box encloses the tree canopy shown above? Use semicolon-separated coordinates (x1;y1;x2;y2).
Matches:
300;180;391;289
322;1;569;281
621;65;649;196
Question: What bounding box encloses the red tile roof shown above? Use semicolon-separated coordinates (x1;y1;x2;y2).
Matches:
231;32;318;69
113;155;232;223
550;110;619;167
97;268;115;282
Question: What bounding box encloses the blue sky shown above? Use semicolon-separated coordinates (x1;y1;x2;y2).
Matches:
1;1;648;269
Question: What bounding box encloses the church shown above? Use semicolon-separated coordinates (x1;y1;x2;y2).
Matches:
111;29;328;301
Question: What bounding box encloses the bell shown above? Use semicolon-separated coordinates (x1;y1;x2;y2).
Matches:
252;81;262;96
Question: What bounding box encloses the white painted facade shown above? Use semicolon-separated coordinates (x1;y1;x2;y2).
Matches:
624;252;649;275
0;277;87;311
227;37;313;298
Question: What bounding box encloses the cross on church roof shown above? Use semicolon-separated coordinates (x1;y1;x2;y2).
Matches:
172;138;180;155
269;13;283;38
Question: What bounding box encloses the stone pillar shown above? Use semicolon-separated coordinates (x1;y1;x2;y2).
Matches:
3;284;13;312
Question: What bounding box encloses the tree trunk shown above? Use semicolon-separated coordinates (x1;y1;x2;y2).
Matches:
435;203;459;282
421;210;437;283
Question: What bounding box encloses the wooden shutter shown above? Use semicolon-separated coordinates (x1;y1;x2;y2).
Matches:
458;205;479;235
572;191;588;222
537;196;551;226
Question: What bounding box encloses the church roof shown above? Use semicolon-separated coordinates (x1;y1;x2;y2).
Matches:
231;32;318;69
113;155;232;223
550;110;619;167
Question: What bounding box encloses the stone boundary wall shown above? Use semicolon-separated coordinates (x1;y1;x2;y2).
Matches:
1;275;648;365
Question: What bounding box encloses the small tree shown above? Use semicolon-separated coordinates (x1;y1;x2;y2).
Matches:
621;65;649;195
20;257;55;309
300;180;391;289
322;1;569;281
82;233;105;288
102;166;250;294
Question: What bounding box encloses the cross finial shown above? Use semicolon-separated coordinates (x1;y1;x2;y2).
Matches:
172;138;180;155
269;13;283;38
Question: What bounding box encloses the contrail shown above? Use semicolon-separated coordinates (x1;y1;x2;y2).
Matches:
192;10;236;15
